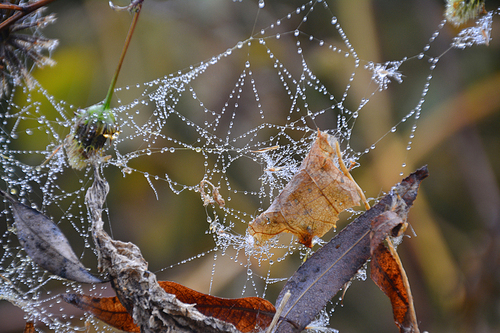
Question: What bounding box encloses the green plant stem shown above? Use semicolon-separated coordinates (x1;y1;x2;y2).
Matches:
103;3;142;110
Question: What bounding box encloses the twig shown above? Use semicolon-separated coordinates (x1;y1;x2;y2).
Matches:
267;290;291;333
0;0;58;31
103;0;143;110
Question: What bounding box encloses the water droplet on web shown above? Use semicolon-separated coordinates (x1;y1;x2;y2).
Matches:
25;129;33;135
391;126;397;133
294;30;299;37
258;0;265;8
245;61;250;68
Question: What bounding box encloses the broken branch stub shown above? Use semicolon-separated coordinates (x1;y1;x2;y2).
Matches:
248;130;362;247
272;166;428;333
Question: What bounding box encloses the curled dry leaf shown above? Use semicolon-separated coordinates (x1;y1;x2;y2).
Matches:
62;293;140;332
272;166;428;333
0;190;101;284
199;179;225;208
248;130;362;247
63;280;276;333
369;210;404;255
371;242;420;333
370;210;419;333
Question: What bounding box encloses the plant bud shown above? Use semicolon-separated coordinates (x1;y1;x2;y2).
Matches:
65;104;119;170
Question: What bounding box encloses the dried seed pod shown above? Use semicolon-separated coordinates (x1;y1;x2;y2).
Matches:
248;130;362;248
65;104;119;170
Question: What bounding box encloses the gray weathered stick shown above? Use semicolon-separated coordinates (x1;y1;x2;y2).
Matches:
86;167;242;333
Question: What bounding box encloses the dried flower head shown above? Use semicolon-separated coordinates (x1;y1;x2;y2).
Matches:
445;0;486;27
65;104;120;170
0;0;58;98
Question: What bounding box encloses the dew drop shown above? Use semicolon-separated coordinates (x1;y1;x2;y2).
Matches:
331;17;337;24
258;0;265;8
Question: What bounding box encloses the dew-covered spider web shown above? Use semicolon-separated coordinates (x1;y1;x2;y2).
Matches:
0;0;498;331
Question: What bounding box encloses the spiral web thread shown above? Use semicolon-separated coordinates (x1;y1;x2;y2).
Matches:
0;1;497;331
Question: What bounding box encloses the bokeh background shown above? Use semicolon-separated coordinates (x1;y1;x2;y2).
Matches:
1;0;500;332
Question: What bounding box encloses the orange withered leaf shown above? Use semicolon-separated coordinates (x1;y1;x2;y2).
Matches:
63;281;276;333
248;130;362;247
62;293;140;332
371;242;420;333
370;211;420;333
159;281;275;332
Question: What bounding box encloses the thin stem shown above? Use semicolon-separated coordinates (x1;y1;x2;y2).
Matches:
103;3;142;110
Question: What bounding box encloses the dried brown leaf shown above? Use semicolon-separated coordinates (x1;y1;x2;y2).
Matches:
371;243;420;333
248;130;361;247
63;280;276;333
62;293;139;332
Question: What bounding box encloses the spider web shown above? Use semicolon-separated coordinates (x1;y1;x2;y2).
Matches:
0;0;497;331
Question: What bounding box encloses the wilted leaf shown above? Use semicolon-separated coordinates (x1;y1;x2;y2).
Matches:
0;190;101;284
248;130;361;247
64;280;276;333
272;166;428;333
62;293;140;332
371;242;420;333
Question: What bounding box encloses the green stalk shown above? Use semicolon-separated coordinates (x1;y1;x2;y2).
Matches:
103;4;142;110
